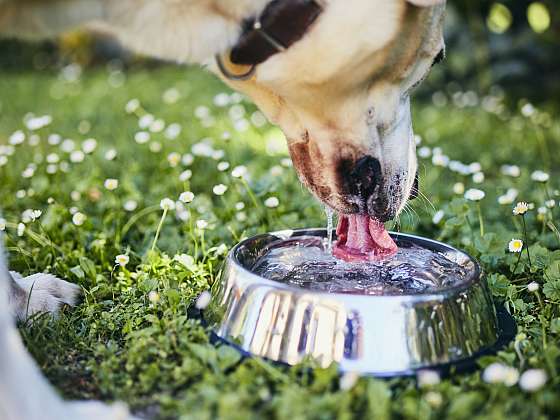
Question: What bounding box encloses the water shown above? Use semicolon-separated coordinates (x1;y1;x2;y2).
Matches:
251;236;473;296
324;206;334;253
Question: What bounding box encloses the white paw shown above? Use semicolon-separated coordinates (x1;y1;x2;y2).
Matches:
68;400;138;420
11;271;81;321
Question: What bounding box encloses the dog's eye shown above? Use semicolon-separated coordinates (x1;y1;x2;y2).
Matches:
432;49;445;67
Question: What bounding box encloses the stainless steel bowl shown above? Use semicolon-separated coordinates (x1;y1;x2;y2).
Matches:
206;229;510;376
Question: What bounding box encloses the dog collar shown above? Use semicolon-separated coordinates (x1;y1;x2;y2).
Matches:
216;0;323;81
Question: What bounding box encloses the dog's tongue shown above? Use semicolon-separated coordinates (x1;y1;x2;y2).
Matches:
333;214;398;262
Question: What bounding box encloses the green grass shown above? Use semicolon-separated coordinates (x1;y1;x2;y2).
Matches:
1;60;560;419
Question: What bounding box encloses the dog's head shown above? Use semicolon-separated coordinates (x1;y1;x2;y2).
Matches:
215;0;446;221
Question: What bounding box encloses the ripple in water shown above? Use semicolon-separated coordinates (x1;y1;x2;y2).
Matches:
251;236;474;295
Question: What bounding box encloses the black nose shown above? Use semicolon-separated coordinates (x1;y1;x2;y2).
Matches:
348;156;382;200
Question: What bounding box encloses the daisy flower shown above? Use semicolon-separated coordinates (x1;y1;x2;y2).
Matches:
264;197;280;208
179;170;192;182
464;188;485;201
483;363;517;385
148;290;160;304
512;202;529;215
72;212;86;226
104;178;119;190
195;291;212;310
339;371;360;391
167;152;181;167
82;138;97;154
160;198;175;211
115;254;129;267
508;239;523;253
519;369;547;392
453;182;465;195
123;200;138;212
527;282;539;292
179;191;195;203
125;98;140;114
134;131;150;144
231;165;248;178
531;170;549;183
105;149;117;161
212;184;228;196
217;161;230;172
416;370;440;388
432;210;445;224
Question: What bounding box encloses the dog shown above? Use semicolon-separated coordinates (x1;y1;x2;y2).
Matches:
0;0;446;418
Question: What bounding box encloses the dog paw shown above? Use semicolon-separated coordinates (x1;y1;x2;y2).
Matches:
11;271;81;321
68;401;137;420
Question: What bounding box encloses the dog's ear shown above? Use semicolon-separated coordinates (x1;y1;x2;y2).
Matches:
407;0;445;6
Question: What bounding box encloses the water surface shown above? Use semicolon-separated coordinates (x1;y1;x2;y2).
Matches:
251;235;473;296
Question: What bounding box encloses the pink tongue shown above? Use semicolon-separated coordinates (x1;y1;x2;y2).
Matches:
332;214;398;262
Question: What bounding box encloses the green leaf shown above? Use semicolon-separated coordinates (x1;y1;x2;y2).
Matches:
366;380;391;420
447;392;484;419
70;265;85;280
545;261;560;281
79;256;97;279
543;280;560;301
487;273;510;297
551;318;560;334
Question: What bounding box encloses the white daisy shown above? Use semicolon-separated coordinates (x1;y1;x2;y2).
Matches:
464;188;485;201
148;290;160;304
231;165;248;178
195;291;212;310
160;198;176;211
72;212;86;226
179;191;195;203
212;184;228;196
417;370;440;387
217;161;230;172
179;170;192;182
82;138;97;154
104;179;119;190
264;197;280;208
167;152;181;167
125;98;140;114
527;282;539;292
123;200;138;212
115;254;129;266
531;170;549;183
512;202;529;215
508;239;523;253
519;369;547;392
196;219;208;230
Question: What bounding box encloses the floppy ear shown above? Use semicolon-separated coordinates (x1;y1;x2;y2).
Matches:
407;0;445;6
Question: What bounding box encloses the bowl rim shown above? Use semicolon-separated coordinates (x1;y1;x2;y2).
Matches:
227;228;483;303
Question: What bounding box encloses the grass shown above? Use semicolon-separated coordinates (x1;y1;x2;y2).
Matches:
1;56;560;419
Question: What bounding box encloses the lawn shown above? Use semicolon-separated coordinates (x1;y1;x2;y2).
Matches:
1;60;560;419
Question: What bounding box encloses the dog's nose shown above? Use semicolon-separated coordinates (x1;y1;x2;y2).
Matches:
348;156;382;200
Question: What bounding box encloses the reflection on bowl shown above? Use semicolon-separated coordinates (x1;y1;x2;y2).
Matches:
206;229;509;376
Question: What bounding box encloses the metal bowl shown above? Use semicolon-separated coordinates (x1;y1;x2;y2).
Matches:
206;229;511;376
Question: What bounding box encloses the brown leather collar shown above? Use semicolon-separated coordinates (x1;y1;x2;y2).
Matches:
216;0;323;80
